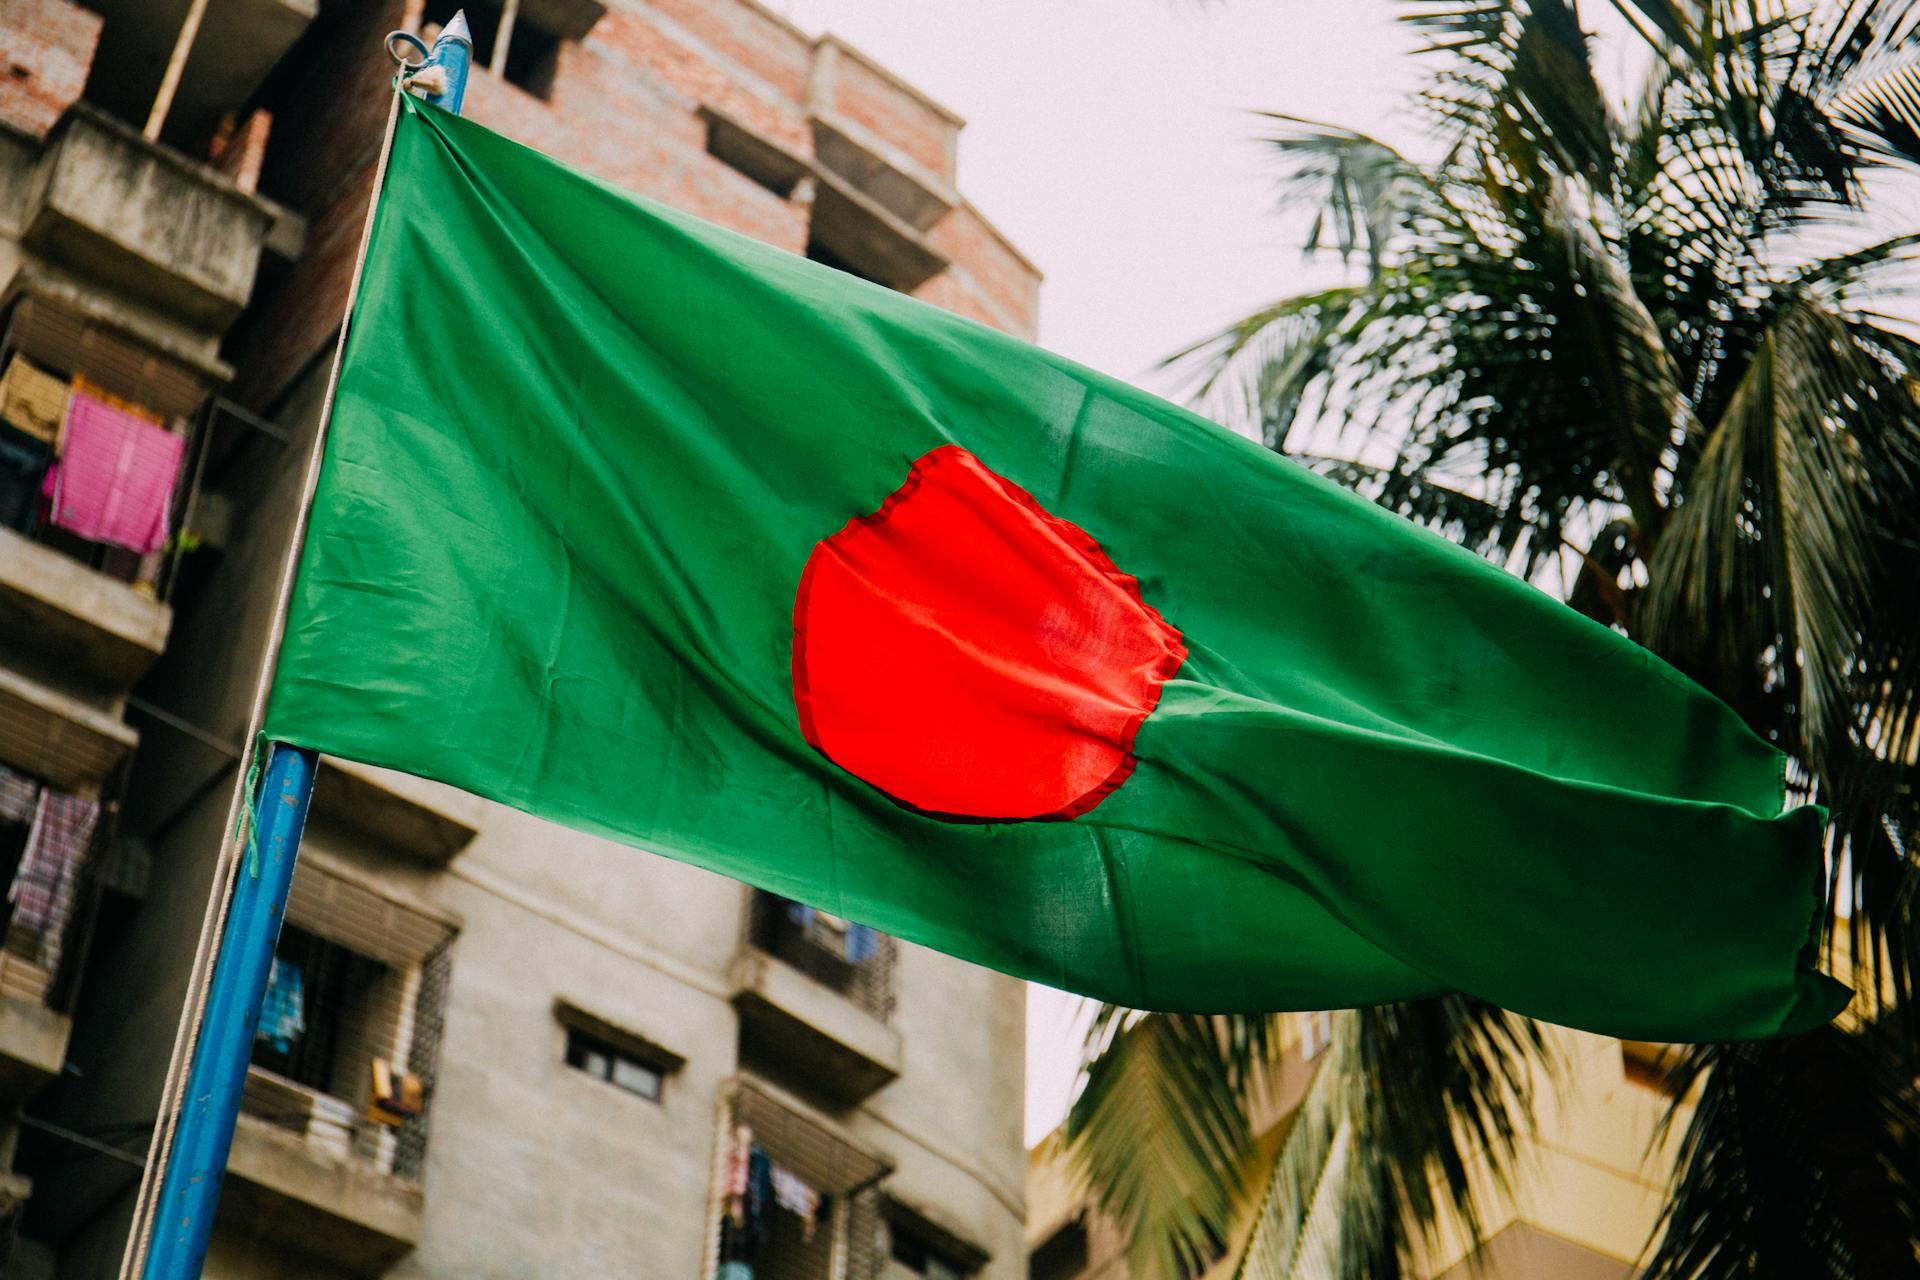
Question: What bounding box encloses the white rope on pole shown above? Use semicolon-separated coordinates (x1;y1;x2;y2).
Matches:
116;82;409;1280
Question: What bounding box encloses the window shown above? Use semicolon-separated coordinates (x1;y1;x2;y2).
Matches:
1029;1218;1090;1280
249;923;389;1094
565;1027;664;1102
884;1198;987;1280
890;1230;965;1280
419;0;604;101
703;108;807;199
806;237;886;287
243;856;458;1179
713;1082;892;1280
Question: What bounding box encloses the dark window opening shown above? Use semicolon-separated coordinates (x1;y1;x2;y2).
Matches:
805;239;887;289
892;1229;969;1280
420;0;565;101
502;20;562;99
249;923;387;1095
565;1027;665;1102
703;111;805;199
1029;1219;1090;1280
0;786;34;938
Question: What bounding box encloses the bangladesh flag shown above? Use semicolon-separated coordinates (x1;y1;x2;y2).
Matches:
264;99;1848;1041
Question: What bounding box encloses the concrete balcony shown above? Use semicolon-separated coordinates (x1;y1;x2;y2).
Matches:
0;989;71;1107
808;168;948;293
0;524;171;691
309;756;482;866
730;945;902;1104
218;1103;423;1275
0;663;136;790
810;115;957;232
21;106;280;331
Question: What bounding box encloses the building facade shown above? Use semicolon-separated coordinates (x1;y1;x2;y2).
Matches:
0;1;1038;1276
1027;1015;1690;1280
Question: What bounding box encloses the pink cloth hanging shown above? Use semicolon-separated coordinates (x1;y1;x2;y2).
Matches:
42;390;184;555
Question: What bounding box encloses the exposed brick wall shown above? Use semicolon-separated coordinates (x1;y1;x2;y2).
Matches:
638;0;810;105
229;0;1037;413
925;204;1041;336
228;157;377;410
0;0;99;139
821;42;956;184
466;68;808;253
591;5;809;156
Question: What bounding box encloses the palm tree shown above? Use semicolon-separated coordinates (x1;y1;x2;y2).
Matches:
1065;3;1920;1277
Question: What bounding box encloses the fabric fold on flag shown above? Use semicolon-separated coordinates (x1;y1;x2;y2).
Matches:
263;99;1849;1042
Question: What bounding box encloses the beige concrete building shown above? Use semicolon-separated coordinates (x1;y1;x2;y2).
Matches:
0;1;1037;1276
1027;1016;1689;1280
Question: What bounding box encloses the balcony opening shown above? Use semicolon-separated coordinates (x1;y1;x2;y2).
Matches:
239;858;456;1181
0;298;210;601
421;0;605;103
1029;1217;1090;1280
703;109;807;200
805;238;888;289
804;180;947;294
885;1197;988;1280
711;1080;892;1280
748;891;895;1022
0;764;100;1012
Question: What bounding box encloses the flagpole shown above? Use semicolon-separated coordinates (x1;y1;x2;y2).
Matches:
123;19;473;1280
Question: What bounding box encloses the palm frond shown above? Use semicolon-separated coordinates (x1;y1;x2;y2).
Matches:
1645;1023;1920;1279
1232;1000;1547;1280
1066;1010;1283;1279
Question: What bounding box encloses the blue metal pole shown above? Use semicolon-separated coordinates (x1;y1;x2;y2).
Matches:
137;745;315;1280
136;18;472;1280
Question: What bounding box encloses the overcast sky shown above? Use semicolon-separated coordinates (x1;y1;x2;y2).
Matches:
769;0;1423;1145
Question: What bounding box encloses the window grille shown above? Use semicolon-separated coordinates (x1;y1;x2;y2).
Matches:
238;854;456;1182
394;936;453;1179
747;891;897;1022
705;1079;893;1280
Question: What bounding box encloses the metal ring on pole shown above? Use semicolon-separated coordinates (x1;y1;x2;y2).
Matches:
386;30;430;69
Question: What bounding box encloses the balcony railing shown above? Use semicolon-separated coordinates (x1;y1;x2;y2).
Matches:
238;933;452;1185
747;891;897;1023
0;345;218;611
215;858;456;1271
705;1078;893;1280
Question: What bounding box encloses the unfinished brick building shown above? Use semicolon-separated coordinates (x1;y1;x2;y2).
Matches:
0;1;1038;1276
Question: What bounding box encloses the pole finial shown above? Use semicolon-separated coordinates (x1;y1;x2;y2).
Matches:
408;10;474;114
438;10;474;47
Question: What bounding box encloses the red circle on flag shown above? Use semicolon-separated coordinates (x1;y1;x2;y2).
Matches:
792;445;1187;822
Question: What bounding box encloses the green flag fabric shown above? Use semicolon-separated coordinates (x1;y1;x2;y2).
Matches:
264;99;1847;1041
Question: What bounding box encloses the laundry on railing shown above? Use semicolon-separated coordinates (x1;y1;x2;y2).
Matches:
783;899;879;965
6;786;98;971
256;957;308;1054
41;382;184;556
720;1122;828;1261
0;764;37;826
